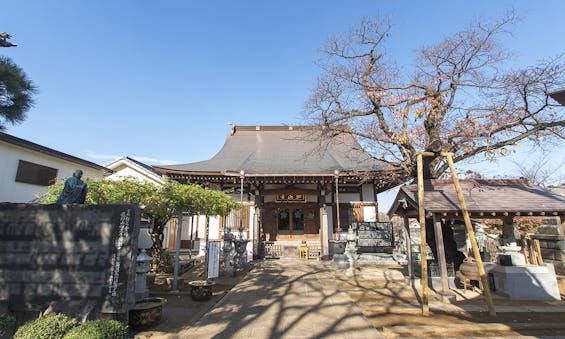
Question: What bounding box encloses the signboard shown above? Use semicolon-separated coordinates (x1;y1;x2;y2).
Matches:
275;194;306;203
207;241;220;279
354;222;394;253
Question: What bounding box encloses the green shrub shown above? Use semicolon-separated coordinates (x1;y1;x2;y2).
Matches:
63;319;128;339
14;313;78;339
0;314;16;335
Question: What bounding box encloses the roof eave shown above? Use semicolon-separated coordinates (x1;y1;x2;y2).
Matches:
0;132;111;174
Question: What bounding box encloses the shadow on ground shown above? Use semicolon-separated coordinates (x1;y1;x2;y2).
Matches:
134;260;565;338
334;265;565;338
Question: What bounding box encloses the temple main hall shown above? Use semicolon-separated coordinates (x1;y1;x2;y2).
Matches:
155;125;397;259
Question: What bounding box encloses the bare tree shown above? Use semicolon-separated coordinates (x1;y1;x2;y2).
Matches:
512;151;564;187
304;12;564;183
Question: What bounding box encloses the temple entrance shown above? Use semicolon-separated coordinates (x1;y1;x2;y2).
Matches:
277;208;304;236
263;203;319;241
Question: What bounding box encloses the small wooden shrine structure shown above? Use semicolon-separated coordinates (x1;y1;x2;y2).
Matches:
389;178;565;288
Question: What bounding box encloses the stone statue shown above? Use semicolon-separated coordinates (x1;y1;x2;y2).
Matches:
56;169;87;204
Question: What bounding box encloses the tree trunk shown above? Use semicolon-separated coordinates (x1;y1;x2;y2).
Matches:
150;219;172;273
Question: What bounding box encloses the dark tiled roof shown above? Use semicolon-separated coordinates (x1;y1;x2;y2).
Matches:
389;179;565;216
155;125;390;176
0;131;111;173
550;88;565;105
123;156;161;175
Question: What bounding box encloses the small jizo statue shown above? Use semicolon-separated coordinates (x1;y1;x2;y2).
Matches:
56;169;88;204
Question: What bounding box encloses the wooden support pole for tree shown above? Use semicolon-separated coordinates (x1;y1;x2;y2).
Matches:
534;239;543;265
442;152;496;317
416;153;429;316
527;239;538;265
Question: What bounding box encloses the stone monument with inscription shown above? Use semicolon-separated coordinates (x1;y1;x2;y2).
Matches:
355;222;394;253
0;203;140;322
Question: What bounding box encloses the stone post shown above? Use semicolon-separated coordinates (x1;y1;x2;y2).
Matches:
501;217;518;246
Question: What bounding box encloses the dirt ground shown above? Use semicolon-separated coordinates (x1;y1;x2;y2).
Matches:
334;265;565;338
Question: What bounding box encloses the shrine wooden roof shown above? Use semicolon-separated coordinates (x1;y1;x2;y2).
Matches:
155;125;392;178
388;179;565;218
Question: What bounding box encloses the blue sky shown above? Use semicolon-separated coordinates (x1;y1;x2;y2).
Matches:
2;1;564;208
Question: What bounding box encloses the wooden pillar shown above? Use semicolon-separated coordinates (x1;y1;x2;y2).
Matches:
289;207;295;238
403;215;413;280
189;215;195;251
320;206;329;255
433;213;449;293
204;216;210;275
318;182;327;255
416;153;429;316
195;215;200;243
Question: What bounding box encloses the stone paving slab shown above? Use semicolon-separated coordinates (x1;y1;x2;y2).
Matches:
179;260;382;338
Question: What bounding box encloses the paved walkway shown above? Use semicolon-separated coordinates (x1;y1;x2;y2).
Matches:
177;259;382;339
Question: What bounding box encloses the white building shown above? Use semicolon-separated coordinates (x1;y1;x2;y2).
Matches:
105;156;164;186
0;131;110;203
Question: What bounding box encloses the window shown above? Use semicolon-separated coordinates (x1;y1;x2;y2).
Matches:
15;160;58;186
336;203;365;230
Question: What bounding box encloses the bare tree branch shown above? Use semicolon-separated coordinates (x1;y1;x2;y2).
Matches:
304;11;564;183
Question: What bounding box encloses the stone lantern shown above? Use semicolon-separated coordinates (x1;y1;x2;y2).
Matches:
135;227;153;300
222;228;235;275
135;250;152;299
345;226;358;276
233;238;250;270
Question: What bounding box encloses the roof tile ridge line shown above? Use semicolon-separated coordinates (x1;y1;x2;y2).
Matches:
125;156;161;175
127;159;164;179
326;151;344;170
0;131;110;172
104;155;128;167
237;151;256;172
106;156;160;177
234;125;319;131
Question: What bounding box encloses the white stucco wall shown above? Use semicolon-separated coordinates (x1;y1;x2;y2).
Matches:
0;142;105;203
106;161;163;186
208;216;220;240
363;206;377;221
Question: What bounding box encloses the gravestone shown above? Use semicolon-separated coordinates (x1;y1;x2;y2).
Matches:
355;222;394;253
534;216;565;275
0;203;140;321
